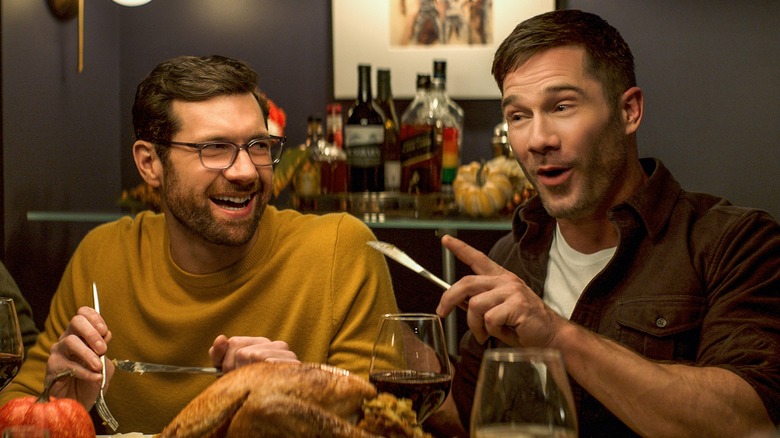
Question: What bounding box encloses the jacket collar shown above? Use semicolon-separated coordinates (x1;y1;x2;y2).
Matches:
514;158;683;242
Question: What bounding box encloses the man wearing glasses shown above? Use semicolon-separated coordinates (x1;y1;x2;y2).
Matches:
0;55;399;434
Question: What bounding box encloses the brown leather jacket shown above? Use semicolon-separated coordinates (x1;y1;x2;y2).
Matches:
453;159;780;437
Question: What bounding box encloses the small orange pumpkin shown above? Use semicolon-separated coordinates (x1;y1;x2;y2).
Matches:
0;370;96;438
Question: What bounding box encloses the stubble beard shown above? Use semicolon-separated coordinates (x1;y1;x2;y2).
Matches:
162;166;265;247
536;113;628;221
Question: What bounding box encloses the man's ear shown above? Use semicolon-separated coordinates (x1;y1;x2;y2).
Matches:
621;86;644;136
133;140;163;188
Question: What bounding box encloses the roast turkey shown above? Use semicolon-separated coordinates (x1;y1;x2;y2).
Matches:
158;362;428;437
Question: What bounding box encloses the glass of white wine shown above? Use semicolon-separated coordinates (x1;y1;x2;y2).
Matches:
471;348;578;438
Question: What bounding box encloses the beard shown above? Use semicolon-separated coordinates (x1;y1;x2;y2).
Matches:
161;165;266;247
535;112;630;220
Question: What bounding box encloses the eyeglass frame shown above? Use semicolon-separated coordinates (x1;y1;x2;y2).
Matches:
150;135;286;170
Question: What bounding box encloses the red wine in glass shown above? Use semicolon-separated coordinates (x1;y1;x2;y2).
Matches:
0;297;24;391
0;353;23;390
369;313;453;423
370;370;452;423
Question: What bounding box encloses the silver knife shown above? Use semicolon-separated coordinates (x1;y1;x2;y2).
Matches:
366;241;451;290
113;359;223;376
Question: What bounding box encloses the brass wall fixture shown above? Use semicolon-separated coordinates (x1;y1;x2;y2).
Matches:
46;0;82;72
46;0;153;73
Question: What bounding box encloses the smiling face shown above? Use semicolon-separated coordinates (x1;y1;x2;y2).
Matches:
502;45;638;221
160;92;272;247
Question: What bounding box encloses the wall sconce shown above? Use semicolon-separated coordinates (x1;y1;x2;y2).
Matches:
112;0;153;6
47;0;78;20
47;0;152;73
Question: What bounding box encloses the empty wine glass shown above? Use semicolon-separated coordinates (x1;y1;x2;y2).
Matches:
471;348;578;438
369;313;452;423
0;297;24;391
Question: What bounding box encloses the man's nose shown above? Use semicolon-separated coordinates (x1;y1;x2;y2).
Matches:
223;148;258;181
526;116;561;154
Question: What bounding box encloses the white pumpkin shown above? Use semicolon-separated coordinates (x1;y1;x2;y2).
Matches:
453;161;513;217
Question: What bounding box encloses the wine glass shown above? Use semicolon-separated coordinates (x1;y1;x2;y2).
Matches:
369;313;452;423
471;348;578;438
0;297;24;391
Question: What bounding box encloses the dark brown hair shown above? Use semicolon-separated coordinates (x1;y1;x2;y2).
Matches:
132;55;269;161
492;10;635;106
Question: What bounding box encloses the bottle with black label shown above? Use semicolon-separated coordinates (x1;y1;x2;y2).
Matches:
375;69;401;192
345;64;385;192
399;73;445;194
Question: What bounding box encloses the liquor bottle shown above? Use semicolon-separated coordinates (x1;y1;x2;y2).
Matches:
375;69;401;192
326;103;344;149
432;60;463;189
293;116;323;199
344;64;385;192
400;73;448;194
321;106;348;194
492;120;509;158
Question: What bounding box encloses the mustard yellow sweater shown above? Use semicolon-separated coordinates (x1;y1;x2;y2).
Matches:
1;207;398;433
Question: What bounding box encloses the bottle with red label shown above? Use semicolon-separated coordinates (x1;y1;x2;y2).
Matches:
322;104;348;194
326;103;344;149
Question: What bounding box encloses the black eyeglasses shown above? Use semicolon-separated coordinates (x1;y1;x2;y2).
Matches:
152;135;286;170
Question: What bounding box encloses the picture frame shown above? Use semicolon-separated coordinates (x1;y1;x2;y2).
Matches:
332;0;557;100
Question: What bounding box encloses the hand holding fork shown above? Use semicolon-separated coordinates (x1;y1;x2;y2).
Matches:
92;282;119;432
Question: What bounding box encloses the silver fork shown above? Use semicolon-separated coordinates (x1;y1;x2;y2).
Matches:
92;282;119;432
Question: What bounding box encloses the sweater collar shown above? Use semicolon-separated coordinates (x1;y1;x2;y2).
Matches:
164;205;280;289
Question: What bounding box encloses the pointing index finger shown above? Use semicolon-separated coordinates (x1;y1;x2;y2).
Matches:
441;235;504;276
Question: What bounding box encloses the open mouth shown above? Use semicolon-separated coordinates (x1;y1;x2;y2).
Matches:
211;194;253;211
535;166;571;186
538;167;567;178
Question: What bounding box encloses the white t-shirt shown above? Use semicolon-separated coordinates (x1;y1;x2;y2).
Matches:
544;224;616;319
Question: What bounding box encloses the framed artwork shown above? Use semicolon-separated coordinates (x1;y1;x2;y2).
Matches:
332;0;557;100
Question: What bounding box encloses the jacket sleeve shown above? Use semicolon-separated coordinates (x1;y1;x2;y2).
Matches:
696;208;780;424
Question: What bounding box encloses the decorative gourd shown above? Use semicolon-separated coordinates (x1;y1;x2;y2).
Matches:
0;370;96;438
485;156;530;190
453;161;513;217
485;155;535;210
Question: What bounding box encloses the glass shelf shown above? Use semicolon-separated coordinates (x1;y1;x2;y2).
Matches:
26;210;512;231
26;211;125;223
287;192;513;231
27;192;513;231
27;210;512;231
